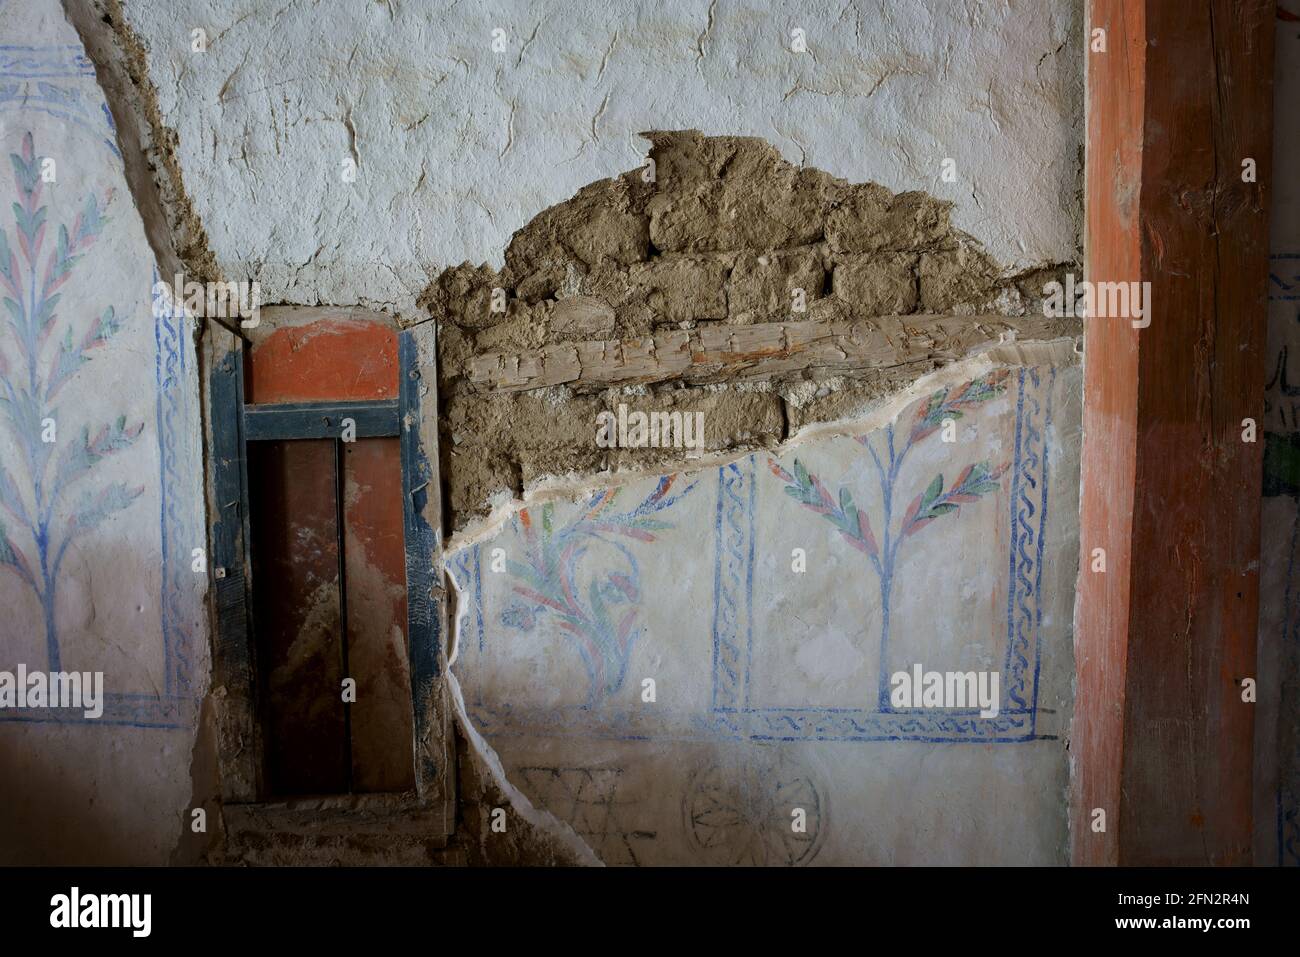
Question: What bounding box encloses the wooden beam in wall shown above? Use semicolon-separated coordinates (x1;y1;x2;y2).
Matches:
1073;0;1274;865
466;313;1078;393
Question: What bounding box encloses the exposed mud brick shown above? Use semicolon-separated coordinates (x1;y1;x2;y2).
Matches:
919;241;1001;312
470;299;552;354
728;249;826;323
832;253;918;314
505;177;650;301
551;295;617;340
606;388;785;470
824;182;893;253
826;187;951;255
443;390;607;515
644;130;835;251
628;255;729;323
573;262;634;304
882;191;954;251
422;132;1080;531
1010;264;1077;319
420;262;507;332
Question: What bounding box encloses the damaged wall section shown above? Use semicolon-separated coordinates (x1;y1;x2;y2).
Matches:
444;345;1082;865
430;131;1083;864
427;130;1079;528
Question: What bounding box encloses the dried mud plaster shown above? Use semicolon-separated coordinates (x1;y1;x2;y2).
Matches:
440;338;1079;561
422;130;1080;531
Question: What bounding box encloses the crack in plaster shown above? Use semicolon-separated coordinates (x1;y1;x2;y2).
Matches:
447;671;604;866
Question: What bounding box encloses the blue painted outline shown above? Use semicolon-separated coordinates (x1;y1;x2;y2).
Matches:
458;368;1058;744
0;45;198;728
1270;253;1300;301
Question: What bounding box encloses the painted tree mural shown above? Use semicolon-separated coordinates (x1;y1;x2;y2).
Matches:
501;476;695;706
0;131;141;670
770;371;1009;708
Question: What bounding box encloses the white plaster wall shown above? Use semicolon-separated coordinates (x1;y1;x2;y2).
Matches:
123;0;1083;314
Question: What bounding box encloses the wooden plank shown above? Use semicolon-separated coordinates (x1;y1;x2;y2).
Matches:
466;313;1078;393
1073;0;1273;865
244;314;399;403
247;439;350;796
400;326;455;831
243;399;400;440
341;437;417;793
206;334;262;802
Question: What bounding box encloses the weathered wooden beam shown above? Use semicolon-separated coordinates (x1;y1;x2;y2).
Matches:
400;325;456;835
465;312;1077;393
243;399;401;441
1073;0;1273;865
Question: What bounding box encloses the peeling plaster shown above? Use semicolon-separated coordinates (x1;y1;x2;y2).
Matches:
448;672;604;866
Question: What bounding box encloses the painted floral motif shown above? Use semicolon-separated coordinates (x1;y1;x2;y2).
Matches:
501;475;695;706
770;372;1009;708
0;131;139;670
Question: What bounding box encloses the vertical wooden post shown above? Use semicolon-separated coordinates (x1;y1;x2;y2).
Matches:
1074;0;1274;864
400;324;457;835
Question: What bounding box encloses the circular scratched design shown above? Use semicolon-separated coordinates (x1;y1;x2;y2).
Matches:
682;749;826;866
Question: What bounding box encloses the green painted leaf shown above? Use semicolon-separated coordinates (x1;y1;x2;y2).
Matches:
921;474;943;509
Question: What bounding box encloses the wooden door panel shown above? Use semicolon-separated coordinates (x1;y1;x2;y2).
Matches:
248;438;349;796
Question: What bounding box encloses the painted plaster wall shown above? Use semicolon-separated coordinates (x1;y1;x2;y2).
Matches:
448;353;1081;864
1257;9;1300;867
0;0;208;863
1;0;1086;865
421;117;1082;862
118;0;1083;315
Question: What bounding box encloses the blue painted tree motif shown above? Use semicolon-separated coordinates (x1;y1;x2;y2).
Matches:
0;131;140;670
769;371;1009;709
500;475;695;707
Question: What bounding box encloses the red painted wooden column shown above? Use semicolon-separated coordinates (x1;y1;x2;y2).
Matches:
1073;0;1274;865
